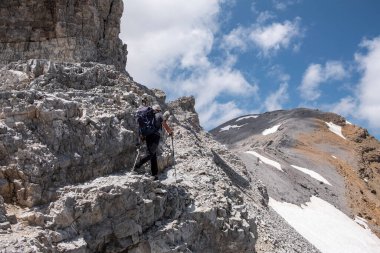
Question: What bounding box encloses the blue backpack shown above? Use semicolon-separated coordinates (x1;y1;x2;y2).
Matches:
136;106;159;136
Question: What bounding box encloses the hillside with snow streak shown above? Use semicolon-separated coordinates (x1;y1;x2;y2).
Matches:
211;108;380;253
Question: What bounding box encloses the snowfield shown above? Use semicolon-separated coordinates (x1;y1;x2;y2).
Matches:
246;151;283;172
219;123;247;132
269;196;380;253
262;124;281;135
235;115;258;122
325;122;346;140
291;165;332;185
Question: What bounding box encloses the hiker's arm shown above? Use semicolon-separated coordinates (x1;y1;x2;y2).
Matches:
162;120;173;136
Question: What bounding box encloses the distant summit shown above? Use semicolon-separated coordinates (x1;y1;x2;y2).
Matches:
211;108;380;252
0;0;127;71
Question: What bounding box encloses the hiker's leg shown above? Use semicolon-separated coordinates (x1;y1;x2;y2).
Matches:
135;138;154;168
136;134;159;168
150;153;158;176
147;134;160;176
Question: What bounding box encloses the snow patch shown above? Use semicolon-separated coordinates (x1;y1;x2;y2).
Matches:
331;155;337;159
291;165;331;185
325;122;346;140
219;123;247;132
269;196;380;253
246;151;283;172
346;120;352;125
355;216;369;230
235;115;258;122
262;124;281;135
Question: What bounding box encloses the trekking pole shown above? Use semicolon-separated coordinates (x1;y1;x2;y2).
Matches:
132;146;141;172
171;135;177;181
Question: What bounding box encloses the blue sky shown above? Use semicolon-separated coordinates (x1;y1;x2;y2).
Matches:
120;0;380;139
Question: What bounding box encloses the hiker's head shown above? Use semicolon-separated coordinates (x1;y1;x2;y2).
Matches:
141;94;149;106
152;104;161;112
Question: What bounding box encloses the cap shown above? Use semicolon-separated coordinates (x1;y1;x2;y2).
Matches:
152;104;161;111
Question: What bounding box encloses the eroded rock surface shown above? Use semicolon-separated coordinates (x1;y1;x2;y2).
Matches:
0;0;127;71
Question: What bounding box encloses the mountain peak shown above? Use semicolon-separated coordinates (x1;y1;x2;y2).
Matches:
211;107;380;251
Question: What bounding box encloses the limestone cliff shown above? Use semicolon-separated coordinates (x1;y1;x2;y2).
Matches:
0;0;127;71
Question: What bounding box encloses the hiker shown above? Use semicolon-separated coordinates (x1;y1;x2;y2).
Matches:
134;103;173;180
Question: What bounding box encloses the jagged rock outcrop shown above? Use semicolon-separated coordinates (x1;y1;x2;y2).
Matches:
0;0;127;71
0;60;147;207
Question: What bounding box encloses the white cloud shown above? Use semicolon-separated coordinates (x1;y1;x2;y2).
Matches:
311;37;380;137
325;61;346;79
179;66;257;109
221;18;303;56
121;0;258;130
299;61;347;101
299;64;324;101
272;0;302;10
355;37;380;128
264;83;289;111
256;11;276;24
249;18;302;55
199;101;247;129
329;97;358;117
220;26;249;52
176;64;258;129
121;0;220;85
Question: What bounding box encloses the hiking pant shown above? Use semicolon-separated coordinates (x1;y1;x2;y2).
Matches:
138;133;160;176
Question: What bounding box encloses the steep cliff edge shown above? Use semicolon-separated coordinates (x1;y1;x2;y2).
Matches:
0;0;127;71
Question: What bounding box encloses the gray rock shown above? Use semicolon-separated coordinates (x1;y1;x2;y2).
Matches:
0;0;127;72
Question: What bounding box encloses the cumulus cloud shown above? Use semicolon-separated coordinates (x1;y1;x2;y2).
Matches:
220;26;249;52
355;36;380;128
121;0;258;129
249;18;302;55
199;101;247;129
121;0;220;85
179;66;257;108
299;61;347;101
264;83;289;111
329;97;358;117
221;18;302;56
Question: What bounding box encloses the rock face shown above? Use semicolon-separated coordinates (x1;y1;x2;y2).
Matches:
0;60;141;207
0;0;127;71
0;60;321;252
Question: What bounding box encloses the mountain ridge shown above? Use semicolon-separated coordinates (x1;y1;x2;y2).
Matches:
211;108;380;250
